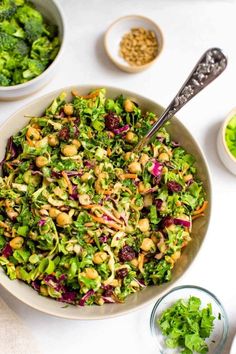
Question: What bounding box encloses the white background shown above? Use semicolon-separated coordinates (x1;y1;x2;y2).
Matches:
0;0;236;353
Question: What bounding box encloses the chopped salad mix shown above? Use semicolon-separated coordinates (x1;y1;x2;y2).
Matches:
0;88;207;306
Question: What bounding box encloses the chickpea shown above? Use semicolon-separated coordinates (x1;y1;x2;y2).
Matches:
138;218;150;232
72;139;81;148
26;127;41;141
93;251;108;264
140;153;149;166
123;99;134;112
128;161;142;174
64;103;74;116
94;166;101;177
158;152;169;162
140;238;155;252
73;244;82;255
124;152;133;161
143;193;153;207
49;207;60;219
125;131;137;144
56;212;72;226
35;156;48;168
81;172;91;182
94;179;103;194
10;236;24;250
85;267;98;279
78;194;91;206
184;174;193;182
130;258;138;268
107;131;115;138
61;144;78;157
138;182;146;193
48;135;59;147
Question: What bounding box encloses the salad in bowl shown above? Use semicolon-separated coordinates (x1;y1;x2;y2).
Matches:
0;88;208;308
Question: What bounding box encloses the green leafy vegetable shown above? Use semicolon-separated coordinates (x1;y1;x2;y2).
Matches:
225;115;236;158
158;296;215;353
0;0;60;86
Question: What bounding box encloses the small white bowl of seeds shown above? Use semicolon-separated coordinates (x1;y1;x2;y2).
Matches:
104;15;164;73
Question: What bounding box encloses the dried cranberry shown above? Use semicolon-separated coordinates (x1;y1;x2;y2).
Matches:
1;244;13;258
155;199;163;210
119;245;136;262
116;268;128;279
105;112;120;131
167;181;182;193
162;216;174;228
103;285;114;297
58;127;70;141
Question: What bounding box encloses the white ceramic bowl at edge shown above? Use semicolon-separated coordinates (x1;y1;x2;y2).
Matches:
217;108;236;175
0;0;65;101
0;85;211;319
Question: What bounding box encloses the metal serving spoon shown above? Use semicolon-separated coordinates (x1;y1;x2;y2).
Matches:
133;47;227;153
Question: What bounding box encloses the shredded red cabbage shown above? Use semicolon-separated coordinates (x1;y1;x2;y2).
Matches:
60;291;77;304
102;296;116;303
38;219;46;227
78;290;95;306
113;124;130;135
174;218;191;228
44;274;66;293
150;159;163;177
31;280;40;292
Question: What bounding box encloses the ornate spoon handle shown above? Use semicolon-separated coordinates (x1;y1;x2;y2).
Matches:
134;48;227;152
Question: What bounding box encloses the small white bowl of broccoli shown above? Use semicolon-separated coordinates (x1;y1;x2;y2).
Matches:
0;0;65;100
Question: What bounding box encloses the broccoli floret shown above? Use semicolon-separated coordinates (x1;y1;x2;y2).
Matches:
12;68;22;84
0;73;10;86
0;0;17;21
22;58;46;80
44;23;58;40
24;18;44;43
0;31;17;50
0;18;25;38
0;0;60;86
15;3;43;25
15;3;45;43
31;36;59;63
13;37;29;56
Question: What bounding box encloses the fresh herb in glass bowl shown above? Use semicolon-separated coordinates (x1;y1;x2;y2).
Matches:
158;296;215;353
150;286;228;354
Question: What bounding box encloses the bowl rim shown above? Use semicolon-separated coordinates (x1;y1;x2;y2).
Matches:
0;0;66;92
150;284;229;353
221;108;236;163
0;84;212;319
104;14;164;71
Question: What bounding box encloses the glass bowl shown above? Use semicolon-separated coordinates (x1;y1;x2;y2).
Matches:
150;285;229;354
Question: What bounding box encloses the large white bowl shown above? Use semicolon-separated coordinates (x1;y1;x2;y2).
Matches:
0;85;211;319
0;0;65;101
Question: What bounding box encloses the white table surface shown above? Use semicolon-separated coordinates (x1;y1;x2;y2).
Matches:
0;0;236;353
